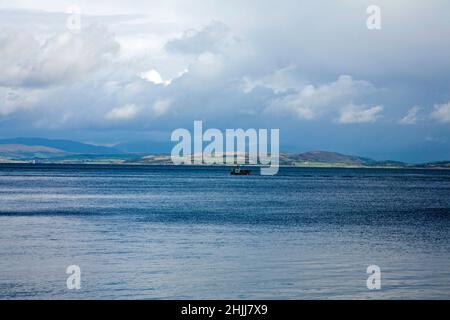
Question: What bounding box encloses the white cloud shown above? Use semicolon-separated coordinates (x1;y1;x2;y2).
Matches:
105;104;140;121
337;104;383;124
0;87;46;116
431;102;450;123
191;52;224;78
140;68;188;86
267;75;376;120
399;106;420;125
152;99;172;116
116;34;166;60
165;20;232;55
0;24;119;87
140;69;171;86
242;65;301;93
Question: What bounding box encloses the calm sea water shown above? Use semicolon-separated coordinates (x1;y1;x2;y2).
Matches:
0;164;449;299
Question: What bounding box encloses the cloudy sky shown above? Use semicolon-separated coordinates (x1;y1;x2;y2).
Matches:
0;0;449;162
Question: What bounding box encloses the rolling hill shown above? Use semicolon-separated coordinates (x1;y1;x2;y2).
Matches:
0;137;122;154
282;151;374;166
0;138;125;160
278;151;411;167
0;137;449;168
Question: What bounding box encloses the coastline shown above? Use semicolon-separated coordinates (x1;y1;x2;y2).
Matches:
1;161;449;170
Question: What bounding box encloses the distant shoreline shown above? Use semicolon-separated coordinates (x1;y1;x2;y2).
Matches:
2;139;450;169
0;161;449;170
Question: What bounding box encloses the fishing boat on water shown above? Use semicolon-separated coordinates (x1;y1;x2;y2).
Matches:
230;166;251;175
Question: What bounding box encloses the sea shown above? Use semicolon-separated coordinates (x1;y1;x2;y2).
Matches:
0;164;449;299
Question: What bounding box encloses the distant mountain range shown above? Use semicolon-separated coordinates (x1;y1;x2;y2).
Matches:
0;138;122;155
0;137;449;168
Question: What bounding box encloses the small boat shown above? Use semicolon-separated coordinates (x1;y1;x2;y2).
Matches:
230;167;251;175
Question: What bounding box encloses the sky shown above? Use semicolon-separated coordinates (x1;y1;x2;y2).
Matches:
0;0;449;162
